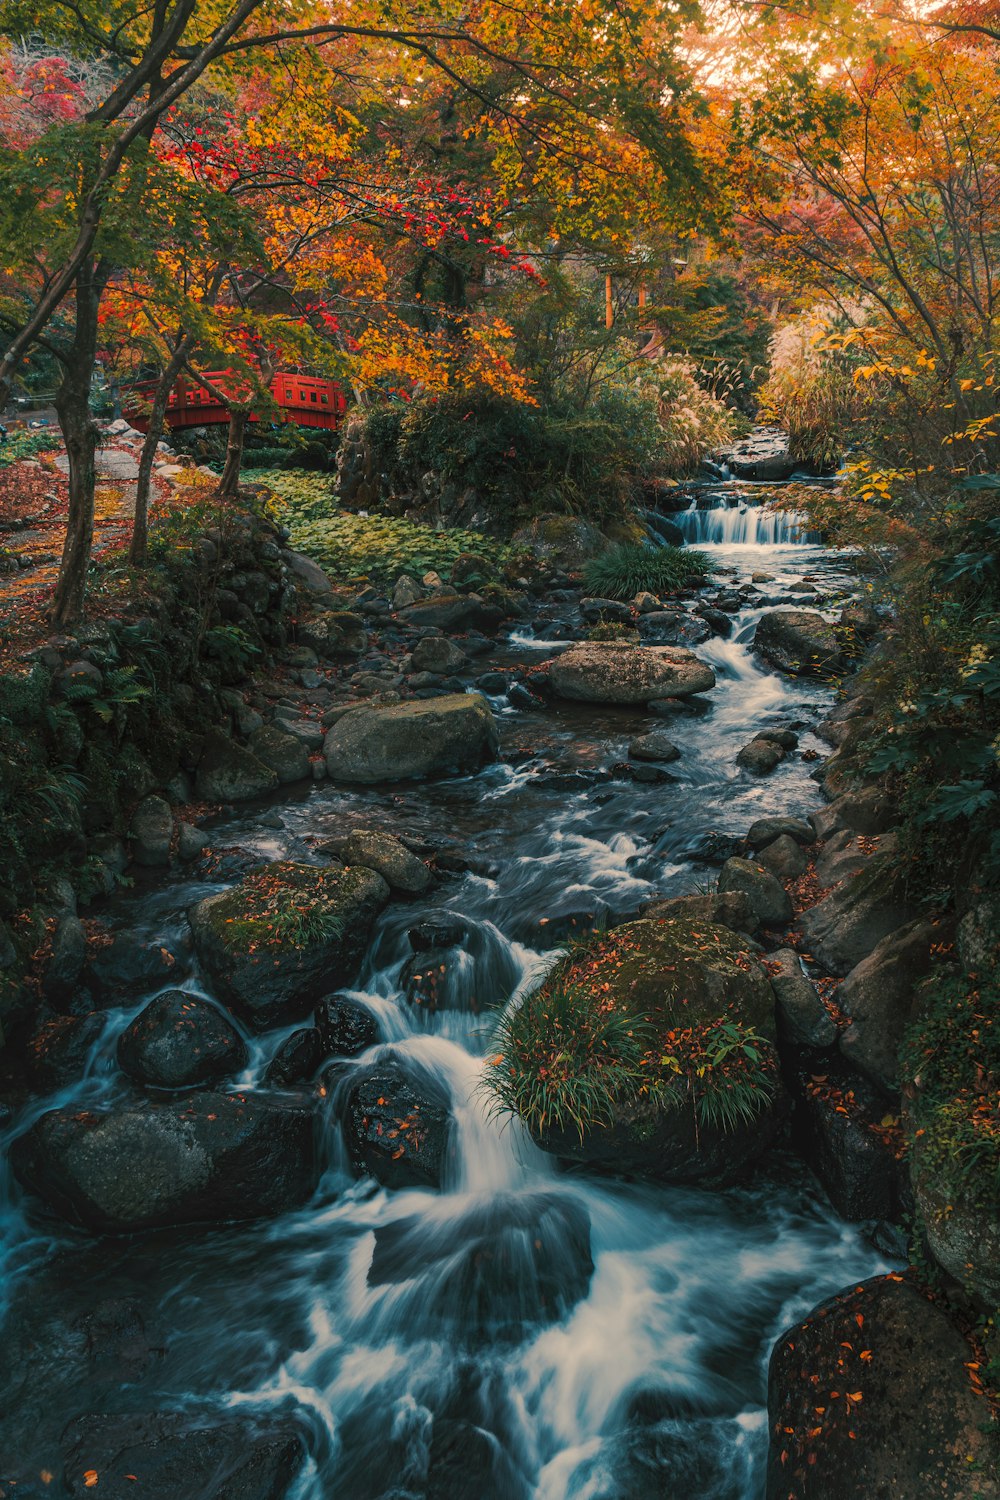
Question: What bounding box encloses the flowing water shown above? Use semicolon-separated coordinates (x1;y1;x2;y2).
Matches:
0;479;891;1497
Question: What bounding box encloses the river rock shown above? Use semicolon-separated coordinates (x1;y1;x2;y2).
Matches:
725;428;797;482
769;949;837;1049
765;1275;998;1500
910;1122;1000;1313
315;993;382;1057
189;861;390;1029
340;829;432;894
745;816;815;850
410;635;468;675
398;593;503;633
637;610;711;647
88;930;188;1002
810;785;897;839
639;890;760;936
13;1090;318;1232
343;1060;453;1189
581;596;633;624
756;834;808;880
129;794;174;867
116;990;249;1090
248;723;311;784
298;609;367;658
61;1410;306;1500
753;610;845;677
195;726;279;802
324;694;498;784
798;852;914;975
42;913;86;1006
837;920;936;1094
285;549;336;600
265;1026;324;1085
369;1191;594;1338
26;1012;106;1090
955;884;1000;973
547;643;715;704
511;513;608;568
792;1063;906;1221
736;734;786;774
718;857;793;926
525;919;783;1186
627;731;681;762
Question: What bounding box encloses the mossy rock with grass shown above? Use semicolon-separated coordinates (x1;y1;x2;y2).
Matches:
488;918;784;1186
189;861;390;1030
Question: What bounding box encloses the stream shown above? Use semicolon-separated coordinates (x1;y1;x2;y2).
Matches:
0;478;892;1498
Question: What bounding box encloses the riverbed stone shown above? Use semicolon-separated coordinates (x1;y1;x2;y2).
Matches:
344;1060;453;1189
129;794;174;867
410;634;468;675
753;609;845;677
195;726;279;802
315;993;382;1057
116;990;249;1090
769;949;837;1049
398;593;503;633
522;919;782;1186
756;834;808;880
264;1026;324;1086
627;731;681;762
26;1012;107;1090
61;1409;306;1500
798;852;914;975
340;829;432;894
745;816;815;850
837;919;936;1094
736;734;785;774
324;694;498;784
547;643;716;704
248;723;311;784
765;1275;998;1500
189;861;390;1029
718;857;793;926
13;1090;318;1232
639;889;760;936
298;609;367;658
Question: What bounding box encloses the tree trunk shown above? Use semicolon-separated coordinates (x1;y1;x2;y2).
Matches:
129;340;189;566
51;266;103;626
218;407;248;498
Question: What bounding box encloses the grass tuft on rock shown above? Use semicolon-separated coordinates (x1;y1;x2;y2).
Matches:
583;542;712;601
207;861;361;953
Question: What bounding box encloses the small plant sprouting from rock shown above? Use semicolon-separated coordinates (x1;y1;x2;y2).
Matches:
583;542;712;602
658;1018;776;1133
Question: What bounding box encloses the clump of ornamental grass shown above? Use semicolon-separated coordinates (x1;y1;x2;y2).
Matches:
210;862;349;953
656;1018;777;1134
583;542;711;602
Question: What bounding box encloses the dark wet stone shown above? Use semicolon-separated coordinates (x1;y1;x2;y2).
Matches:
265;1027;324;1085
408;916;468;952
117;990;248;1090
26;1012;106;1090
315;994;381;1057
344;1061;452;1190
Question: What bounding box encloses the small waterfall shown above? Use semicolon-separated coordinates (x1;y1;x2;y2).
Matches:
676;497;811;546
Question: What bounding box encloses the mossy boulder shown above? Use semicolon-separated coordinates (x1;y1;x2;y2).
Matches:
323;693;498;784
547;643;716;705
195;726;279;803
511;513;609;569
189;861;390;1029
753;609;845;677
500;918;783;1186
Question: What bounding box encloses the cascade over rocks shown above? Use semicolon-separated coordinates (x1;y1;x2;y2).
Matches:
189;861;390;1029
766;1276;997;1500
323;694;498;784
546;642;716;704
61;1410;306;1500
13;1090;318;1232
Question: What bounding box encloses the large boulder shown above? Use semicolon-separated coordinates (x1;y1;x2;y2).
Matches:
792;1063;907;1222
316;993;382;1057
753;610;845;678
129;794;173;867
769;949;837;1050
298;609;367;658
12;1090;318;1232
546;643;716;704
837;919;936;1094
725;427;797;482
323;694;498;784
116;990;249;1090
343;1060;453;1189
248;723;311;784
506;919;783;1186
639;889;760;937
511;513;608;569
766;1275;998;1500
718;856;793;926
798;852;914;975
397;593;503;633
195;726;279;802
189;861;390;1029
61;1410;306;1500
410;635;467;675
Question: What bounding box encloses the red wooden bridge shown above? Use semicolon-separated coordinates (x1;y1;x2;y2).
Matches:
123;371;347;433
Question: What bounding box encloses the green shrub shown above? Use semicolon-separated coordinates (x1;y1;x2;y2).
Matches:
583;542;712;600
251;469;513;585
0;430;60;467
